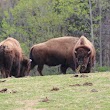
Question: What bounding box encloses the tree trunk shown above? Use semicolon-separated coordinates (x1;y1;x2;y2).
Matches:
89;0;94;45
99;1;102;67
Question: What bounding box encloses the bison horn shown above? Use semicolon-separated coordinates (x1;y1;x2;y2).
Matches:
88;51;91;54
29;59;32;62
74;50;77;54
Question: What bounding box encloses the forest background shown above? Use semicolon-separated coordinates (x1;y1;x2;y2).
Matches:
0;0;110;75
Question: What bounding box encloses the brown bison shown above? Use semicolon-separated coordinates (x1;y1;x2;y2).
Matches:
73;36;96;73
30;36;79;76
0;37;30;78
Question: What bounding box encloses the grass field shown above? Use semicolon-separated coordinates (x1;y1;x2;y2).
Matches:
0;72;110;110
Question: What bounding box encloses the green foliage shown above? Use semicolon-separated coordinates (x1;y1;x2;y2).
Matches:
20;42;30;55
96;66;110;72
1;0;98;45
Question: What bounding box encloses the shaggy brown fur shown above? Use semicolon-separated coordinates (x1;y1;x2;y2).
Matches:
30;36;79;76
0;37;30;78
73;36;96;73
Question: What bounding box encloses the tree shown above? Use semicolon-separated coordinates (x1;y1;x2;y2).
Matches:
99;0;102;67
89;0;94;44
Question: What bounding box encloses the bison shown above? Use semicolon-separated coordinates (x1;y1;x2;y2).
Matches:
29;36;79;76
0;37;30;78
73;35;96;73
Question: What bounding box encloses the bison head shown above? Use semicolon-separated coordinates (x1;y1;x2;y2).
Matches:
74;47;91;72
19;57;31;77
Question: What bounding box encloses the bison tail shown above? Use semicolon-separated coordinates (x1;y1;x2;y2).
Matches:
29;47;36;69
29;47;34;62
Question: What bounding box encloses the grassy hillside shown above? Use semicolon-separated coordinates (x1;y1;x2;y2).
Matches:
0;72;110;110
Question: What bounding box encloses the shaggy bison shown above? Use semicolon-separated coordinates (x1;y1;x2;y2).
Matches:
73;36;96;73
30;36;79;76
0;37;30;78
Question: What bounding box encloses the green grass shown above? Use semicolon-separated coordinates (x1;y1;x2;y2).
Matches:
0;72;110;110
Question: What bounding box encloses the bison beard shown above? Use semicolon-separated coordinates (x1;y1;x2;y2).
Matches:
30;36;79;76
0;37;30;78
73;36;96;73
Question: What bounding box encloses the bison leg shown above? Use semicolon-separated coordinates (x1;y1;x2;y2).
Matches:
11;59;21;78
60;64;68;74
15;62;21;77
4;70;10;78
37;65;44;76
84;63;91;73
4;59;13;77
0;69;7;78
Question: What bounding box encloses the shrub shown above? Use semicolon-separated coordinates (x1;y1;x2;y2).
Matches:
96;66;110;72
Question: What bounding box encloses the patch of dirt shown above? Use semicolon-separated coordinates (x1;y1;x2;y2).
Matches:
80;74;88;77
23;100;38;107
0;88;7;93
83;82;93;86
15;99;45;110
69;84;81;86
40;97;50;103
0;88;17;93
9;90;17;93
74;74;79;77
69;82;93;87
36;108;47;110
73;74;88;78
91;89;98;92
0;80;6;83
51;87;59;91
